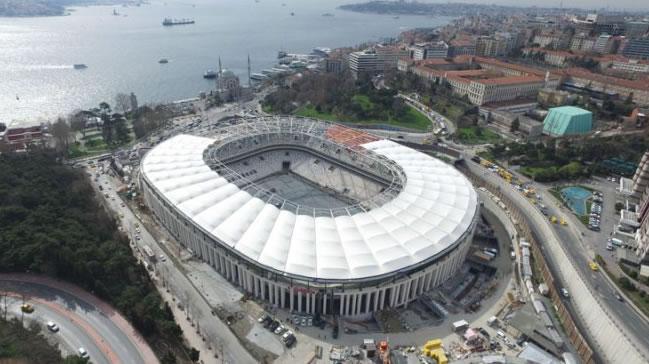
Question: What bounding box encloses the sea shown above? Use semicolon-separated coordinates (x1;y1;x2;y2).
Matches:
0;0;451;124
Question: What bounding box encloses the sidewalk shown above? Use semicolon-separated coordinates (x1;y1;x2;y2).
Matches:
156;280;220;364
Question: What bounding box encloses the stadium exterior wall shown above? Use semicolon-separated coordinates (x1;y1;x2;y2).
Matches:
140;174;477;318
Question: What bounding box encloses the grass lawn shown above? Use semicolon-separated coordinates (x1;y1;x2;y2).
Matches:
456;126;500;145
520;166;555;179
295;103;431;131
600;262;649;318
432;100;465;121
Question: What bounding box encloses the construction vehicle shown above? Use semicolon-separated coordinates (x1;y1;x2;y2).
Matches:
498;169;513;182
480;159;494;168
589;261;600;271
523;188;536;197
560;217;567;226
422;339;448;364
550;216;558;224
21;303;34;313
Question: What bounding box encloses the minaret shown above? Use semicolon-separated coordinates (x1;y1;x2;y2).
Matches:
247;54;251;88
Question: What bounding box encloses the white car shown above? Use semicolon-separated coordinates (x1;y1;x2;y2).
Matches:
282;330;293;341
78;347;89;359
46;321;59;332
274;325;285;334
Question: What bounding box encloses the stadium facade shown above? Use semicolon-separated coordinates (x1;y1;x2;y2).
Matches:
140;117;479;317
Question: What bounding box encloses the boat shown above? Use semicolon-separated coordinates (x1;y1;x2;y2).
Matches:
290;12;295;16
393;16;400;19
159;58;169;64
203;70;217;79
250;73;268;81
73;64;88;69
162;18;195;26
322;13;334;17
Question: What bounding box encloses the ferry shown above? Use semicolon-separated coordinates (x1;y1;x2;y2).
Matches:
203;70;217;79
73;64;88;69
162;18;195;26
159;58;169;64
250;73;269;81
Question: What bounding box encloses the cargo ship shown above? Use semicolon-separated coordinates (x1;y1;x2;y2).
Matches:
162;18;195;26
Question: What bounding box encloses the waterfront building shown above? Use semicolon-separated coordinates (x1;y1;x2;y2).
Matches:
348;45;408;77
408;41;449;60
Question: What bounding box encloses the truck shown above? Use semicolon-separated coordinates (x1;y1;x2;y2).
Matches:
483;250;496;259
143;245;156;262
473;251;494;262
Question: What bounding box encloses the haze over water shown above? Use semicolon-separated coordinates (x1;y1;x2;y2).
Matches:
0;0;451;124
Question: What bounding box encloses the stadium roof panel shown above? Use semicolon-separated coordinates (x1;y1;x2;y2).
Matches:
141;122;478;281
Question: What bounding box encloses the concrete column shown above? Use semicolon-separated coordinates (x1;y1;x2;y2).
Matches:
280;286;286;308
404;280;412;308
322;293;327;315
343;294;348;316
297;291;303;313
253;277;259;298
305;293;310;314
390;285;397;307
339;295;345;316
379;289;385;310
311;293;316;314
225;260;231;280
289;287;294;312
261;280;266;300
365;292;371;313
351;294;357;316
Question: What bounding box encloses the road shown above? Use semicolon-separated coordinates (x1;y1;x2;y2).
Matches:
90;167;257;364
488;161;649;353
464;158;649;363
0;274;156;364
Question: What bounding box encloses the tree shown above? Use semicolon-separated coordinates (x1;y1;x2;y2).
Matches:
510;118;520;133
113;115;130;144
50;117;71;154
189;348;200;362
69;111;87;139
115;93;132;115
101;114;114;145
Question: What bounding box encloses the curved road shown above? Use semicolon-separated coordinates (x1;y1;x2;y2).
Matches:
0;274;158;364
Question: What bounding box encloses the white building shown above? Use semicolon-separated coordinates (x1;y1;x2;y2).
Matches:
140;118;478;317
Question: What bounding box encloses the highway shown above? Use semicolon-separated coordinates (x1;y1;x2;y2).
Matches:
463;158;649;363
0;275;156;364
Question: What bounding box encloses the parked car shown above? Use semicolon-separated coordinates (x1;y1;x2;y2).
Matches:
561;288;570;298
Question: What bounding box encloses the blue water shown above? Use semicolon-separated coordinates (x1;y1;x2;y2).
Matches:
561;186;591;215
0;0;451;123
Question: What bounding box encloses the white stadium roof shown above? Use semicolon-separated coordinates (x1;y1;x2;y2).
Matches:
142;133;478;281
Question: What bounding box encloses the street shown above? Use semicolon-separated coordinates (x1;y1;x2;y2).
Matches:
0;274;156;364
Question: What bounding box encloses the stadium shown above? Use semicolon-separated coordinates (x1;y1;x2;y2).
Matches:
140;117;479;317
